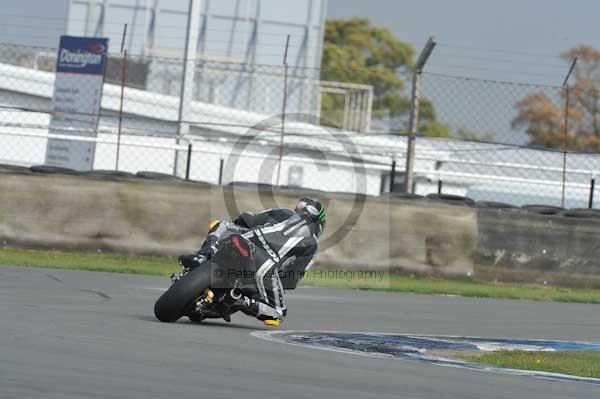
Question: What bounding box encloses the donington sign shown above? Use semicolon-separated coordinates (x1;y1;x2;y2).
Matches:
45;36;108;170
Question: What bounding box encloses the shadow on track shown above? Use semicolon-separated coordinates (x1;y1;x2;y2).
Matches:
131;314;267;330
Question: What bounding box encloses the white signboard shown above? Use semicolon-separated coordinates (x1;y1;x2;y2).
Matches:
45;36;108;170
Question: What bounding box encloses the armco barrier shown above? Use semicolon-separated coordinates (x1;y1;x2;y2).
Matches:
0;170;477;275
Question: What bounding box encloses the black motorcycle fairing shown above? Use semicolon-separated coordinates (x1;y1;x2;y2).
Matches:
208;234;257;290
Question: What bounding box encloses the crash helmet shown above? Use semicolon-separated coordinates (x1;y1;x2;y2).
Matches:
294;197;327;237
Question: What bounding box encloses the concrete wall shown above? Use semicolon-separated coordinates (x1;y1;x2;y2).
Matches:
0;170;477;275
4;170;600;286
476;208;600;278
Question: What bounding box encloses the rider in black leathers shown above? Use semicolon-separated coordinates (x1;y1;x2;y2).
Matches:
178;197;326;325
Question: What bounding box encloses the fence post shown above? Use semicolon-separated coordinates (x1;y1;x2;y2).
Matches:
589;178;595;209
174;0;201;176
404;36;436;194
560;57;577;207
560;84;569;208
389;159;396;192
185;143;192;180
276;34;291;186
115;24;128;171
218;159;224;185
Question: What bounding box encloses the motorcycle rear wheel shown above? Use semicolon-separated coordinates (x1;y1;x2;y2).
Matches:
154;266;212;322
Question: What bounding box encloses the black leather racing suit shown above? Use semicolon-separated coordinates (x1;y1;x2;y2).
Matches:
197;208;320;320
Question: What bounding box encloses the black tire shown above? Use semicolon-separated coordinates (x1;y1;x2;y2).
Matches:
154;266;212;323
278;185;303;192
83;170;136;179
522;204;564;215
475;201;518;209
0;163;30;173
387;192;425;200
136;171;182;181
426;193;476;207
30;165;80;175
559;208;600;219
228;181;275;190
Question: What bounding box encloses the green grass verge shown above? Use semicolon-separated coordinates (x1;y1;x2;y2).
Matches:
301;271;600;303
0;247;180;276
1;247;600;303
458;350;600;378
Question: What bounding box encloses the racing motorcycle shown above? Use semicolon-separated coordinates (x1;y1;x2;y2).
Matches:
154;233;258;323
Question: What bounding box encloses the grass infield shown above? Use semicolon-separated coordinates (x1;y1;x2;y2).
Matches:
1;247;600;304
458;350;600;379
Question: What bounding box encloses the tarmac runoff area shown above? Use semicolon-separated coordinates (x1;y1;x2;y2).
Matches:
1;265;600;399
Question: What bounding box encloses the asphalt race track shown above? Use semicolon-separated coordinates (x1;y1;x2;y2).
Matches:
1;266;599;399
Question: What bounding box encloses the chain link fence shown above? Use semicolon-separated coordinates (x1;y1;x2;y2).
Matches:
418;71;600;208
0;41;386;197
1;40;600;208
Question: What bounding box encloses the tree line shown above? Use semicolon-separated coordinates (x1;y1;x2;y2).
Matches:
321;18;600;151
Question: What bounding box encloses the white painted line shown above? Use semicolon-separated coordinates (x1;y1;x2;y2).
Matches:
251;331;600;386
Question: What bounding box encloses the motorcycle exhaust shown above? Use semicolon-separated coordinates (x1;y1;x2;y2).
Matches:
223;288;242;307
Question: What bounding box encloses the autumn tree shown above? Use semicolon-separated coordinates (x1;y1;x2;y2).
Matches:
455;127;494;142
513;46;600;151
321;18;450;137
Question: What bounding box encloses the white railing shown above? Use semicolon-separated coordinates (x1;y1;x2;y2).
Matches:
0;128;597;200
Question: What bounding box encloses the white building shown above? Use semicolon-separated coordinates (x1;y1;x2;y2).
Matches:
4;60;597;207
0;59;456;196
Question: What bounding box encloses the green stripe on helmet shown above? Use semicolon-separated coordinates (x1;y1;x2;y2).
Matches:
318;206;327;221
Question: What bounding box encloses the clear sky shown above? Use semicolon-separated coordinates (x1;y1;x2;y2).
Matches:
0;0;600;85
327;0;600;86
0;0;68;48
1;0;599;86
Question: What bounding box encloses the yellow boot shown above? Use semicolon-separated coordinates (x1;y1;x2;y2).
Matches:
263;319;280;327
